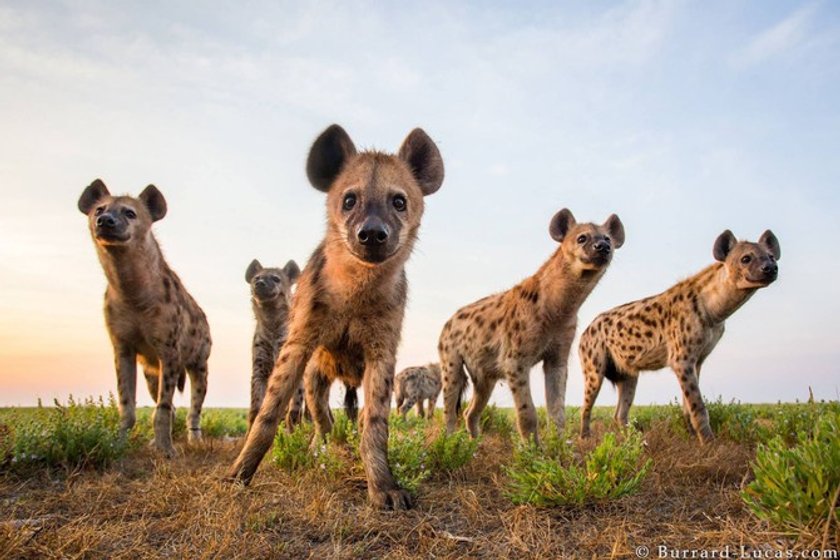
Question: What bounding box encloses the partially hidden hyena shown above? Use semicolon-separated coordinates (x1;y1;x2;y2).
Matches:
78;179;211;457
440;209;625;443
246;258;358;432
394;363;441;420
578;229;781;444
226;124;444;510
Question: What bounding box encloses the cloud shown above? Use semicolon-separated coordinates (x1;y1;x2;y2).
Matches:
731;3;819;67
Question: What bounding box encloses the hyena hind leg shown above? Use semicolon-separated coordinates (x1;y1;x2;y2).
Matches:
579;340;607;439
186;362;208;442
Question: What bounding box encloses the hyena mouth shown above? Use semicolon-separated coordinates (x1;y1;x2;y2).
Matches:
95;229;130;243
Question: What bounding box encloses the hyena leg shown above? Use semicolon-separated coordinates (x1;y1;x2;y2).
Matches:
672;361;713;444
303;363;333;444
143;366;160;403
248;349;274;429
426;390;440;419
186;362;208;443
508;368;539;445
614;375;638;427
114;345;138;435
415;400;425;418
226;342;312;484
399;396;416;420
579;342;606;439
153;358;182;458
440;352;467;434
285;384;306;433
361;358;412;510
465;376;494;439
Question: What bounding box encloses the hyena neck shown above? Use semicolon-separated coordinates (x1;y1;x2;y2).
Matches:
697;264;757;324
252;298;289;336
322;236;409;305
531;249;604;323
98;234;165;307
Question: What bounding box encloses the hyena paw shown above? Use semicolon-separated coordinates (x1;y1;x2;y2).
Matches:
369;486;414;511
156;442;177;459
188;428;202;443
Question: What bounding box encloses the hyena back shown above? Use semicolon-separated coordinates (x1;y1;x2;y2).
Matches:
579;229;781;443
226;124;444;510
78;179;211;457
439;209;624;444
394;363;441;420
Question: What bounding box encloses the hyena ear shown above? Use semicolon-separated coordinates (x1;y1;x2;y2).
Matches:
759;229;781;260
549;208;576;242
138;185;167;222
713;230;737;262
245;259;262;283
398;128;445;196
306;124;357;192
78;178;110;214
604;214;625;249
283;260;301;284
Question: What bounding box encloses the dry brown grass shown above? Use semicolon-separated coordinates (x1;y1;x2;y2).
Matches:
0;418;832;559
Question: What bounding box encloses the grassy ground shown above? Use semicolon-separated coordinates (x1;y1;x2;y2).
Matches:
0;401;837;559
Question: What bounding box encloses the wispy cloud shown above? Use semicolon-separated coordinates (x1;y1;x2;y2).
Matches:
731;3;819;67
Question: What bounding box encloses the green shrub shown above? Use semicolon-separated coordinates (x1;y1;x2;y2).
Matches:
480;404;514;438
704;397;768;443
506;428;651;507
200;408;247;438
629;401;683;433
388;425;430;493
742;408;840;537
3;395;130;472
330;409;358;447
272;422;316;472
427;429;479;473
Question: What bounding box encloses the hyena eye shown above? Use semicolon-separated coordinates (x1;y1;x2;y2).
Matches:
392;194;407;212
94;206;105;216
124;209;137;219
740;255;752;264
342;193;357;211
271;275;281;282
576;234;587;244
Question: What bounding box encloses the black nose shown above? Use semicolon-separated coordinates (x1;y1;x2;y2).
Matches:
761;263;778;274
357;220;389;246
593;241;611;254
96;214;116;228
255;279;266;287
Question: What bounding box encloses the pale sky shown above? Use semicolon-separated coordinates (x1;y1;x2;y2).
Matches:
1;1;838;410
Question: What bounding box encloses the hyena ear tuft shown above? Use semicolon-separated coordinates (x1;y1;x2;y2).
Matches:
78;178;110;214
245;259;262;283
139;185;167;222
398;128;444;196
549;208;576;242
283;260;301;283
604;214;625;248
759;229;781;260
306;124;357;192
713;230;737;262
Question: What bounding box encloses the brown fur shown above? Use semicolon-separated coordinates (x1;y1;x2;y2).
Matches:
579;229;781;443
440;209;625;443
77;179;211;457
225;124;444;510
394;363;442;420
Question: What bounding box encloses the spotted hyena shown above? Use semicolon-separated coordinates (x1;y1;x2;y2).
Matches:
394;363;441;420
226;124;444;510
78;179;211;457
578;229;781;443
440;209;625;443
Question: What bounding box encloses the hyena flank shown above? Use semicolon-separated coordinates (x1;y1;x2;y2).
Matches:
78;179;211;457
578;230;781;444
440;209;624;443
394;363;441;420
226;124;444;510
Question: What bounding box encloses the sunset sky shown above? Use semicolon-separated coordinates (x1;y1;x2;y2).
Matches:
1;1;838;410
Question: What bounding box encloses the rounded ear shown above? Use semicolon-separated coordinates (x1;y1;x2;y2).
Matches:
138;185;167;222
283;260;301;284
245;259;262;283
713;230;737;262
78;178;110;214
306;124;357;192
549;208;576;242
398;128;444;196
759;229;781;260
604;214;625;249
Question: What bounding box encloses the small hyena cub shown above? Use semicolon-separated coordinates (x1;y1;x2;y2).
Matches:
440;209;624;443
579;230;781;444
394;363;441;420
245;258;300;428
226;124;444;510
78;179;211;457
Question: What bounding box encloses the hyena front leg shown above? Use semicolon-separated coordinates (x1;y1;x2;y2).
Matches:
227;342;312;484
672;360;713;444
153;356;182;458
285;384;306;433
544;322;575;434
248;339;274;429
186;361;208;443
614;375;638;427
361;358;412;510
113;344;138;436
399;396;416;420
465;375;493;439
508;367;539;445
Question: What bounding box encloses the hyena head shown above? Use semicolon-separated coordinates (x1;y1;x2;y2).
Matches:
549;209;625;271
713;229;781;289
77;179;166;248
245;259;301;306
306;124;444;265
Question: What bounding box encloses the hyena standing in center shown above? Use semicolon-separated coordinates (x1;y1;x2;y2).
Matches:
226;124;444;510
440;209;625;443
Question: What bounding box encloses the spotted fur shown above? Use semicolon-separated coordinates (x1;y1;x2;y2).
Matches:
394;363;441;420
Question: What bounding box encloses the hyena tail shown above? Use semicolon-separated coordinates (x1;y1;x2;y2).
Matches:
455;375;469;415
344;384;358;423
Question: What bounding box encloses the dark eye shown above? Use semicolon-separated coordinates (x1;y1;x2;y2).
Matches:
271;275;281;283
392;194;407;212
342;193;356;211
740;255;752;264
576;235;587;244
124;209;137;219
94;206;105;216
768;254;775;262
